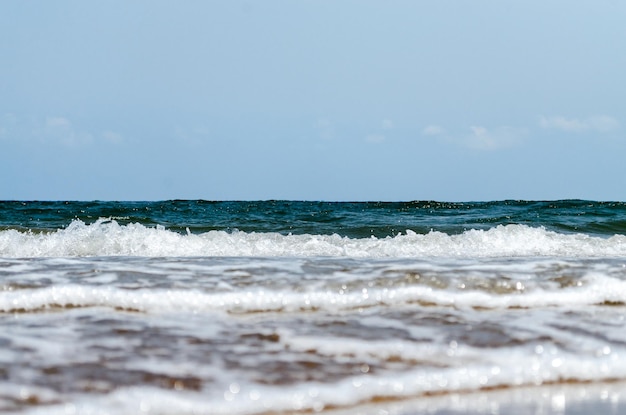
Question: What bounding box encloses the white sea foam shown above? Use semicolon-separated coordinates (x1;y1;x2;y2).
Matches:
3;258;626;414
20;346;626;415
2;272;625;314
1;218;626;258
9;300;626;414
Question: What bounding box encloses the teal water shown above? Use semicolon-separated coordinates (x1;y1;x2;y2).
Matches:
2;200;626;237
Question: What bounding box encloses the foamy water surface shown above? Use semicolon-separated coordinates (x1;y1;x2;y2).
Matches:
2;201;626;414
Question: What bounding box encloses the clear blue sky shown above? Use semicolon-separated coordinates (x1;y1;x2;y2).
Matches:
2;1;625;201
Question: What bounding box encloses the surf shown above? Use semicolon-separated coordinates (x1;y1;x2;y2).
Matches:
1;218;626;258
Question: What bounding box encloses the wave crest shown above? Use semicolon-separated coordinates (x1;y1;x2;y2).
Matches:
1;218;625;258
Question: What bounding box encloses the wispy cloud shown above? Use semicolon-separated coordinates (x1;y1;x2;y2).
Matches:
381;119;394;130
317;118;334;140
365;134;386;143
540;115;620;133
1;113;126;147
465;126;525;150
46;116;72;129
174;125;211;146
39;116;93;147
421;125;444;136
424;123;524;151
102;131;124;144
363;120;393;144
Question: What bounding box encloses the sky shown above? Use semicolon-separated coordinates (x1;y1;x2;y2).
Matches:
1;1;626;201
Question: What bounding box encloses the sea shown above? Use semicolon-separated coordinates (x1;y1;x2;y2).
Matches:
2;200;626;415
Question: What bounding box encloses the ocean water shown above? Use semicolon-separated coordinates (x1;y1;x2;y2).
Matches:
1;200;626;414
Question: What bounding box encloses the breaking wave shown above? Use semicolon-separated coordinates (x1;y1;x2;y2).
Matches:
1;218;626;258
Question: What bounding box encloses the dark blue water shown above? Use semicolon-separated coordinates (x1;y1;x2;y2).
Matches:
2;200;625;237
